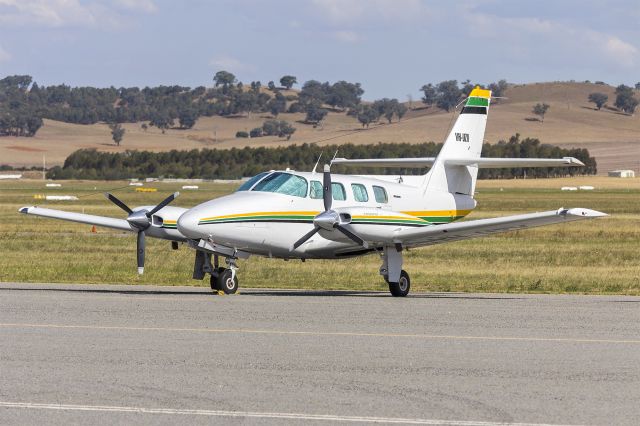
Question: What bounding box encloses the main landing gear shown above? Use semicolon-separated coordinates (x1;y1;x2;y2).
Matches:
380;245;410;297
193;251;239;294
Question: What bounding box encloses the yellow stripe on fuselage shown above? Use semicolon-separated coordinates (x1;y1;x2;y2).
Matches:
402;209;472;218
199;211;320;221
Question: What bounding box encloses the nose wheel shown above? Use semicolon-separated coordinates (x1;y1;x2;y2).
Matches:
209;264;239;295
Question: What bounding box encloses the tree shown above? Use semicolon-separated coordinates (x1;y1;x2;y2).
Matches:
305;103;328;126
396;103;408;121
213;71;236;92
436;80;462;111
588;92;608;110
267;92;286;117
614;85;639;115
326;81;363;110
109;123;125;146
178;107;197;129
141;123;148;131
420;83;437;106
356;105;381;128
488;79;508;98
149;110;173;133
267;81;276;91
280;75;297;90
532;103;550;122
635;82;640;90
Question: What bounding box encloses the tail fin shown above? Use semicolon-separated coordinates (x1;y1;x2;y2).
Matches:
422;86;491;196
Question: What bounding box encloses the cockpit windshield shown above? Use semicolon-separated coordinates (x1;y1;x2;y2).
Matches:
236;172;270;191
251;172;308;197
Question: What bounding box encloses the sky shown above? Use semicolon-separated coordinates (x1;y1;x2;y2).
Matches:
0;0;638;100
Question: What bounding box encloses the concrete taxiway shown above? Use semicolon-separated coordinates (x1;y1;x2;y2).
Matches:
0;282;638;425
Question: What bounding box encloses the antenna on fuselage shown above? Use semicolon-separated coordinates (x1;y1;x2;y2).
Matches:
312;153;323;174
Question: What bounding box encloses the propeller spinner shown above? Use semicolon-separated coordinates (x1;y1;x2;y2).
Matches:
105;191;179;274
291;165;367;251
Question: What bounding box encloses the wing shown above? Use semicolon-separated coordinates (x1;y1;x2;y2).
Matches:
19;206;135;232
394;208;606;248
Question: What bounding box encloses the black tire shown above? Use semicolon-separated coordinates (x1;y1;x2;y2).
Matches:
387;270;410;297
210;267;226;291
218;268;239;294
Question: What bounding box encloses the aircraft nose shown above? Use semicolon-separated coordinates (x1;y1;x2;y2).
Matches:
177;210;201;239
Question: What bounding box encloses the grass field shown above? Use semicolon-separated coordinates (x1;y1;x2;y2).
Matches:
1;82;639;173
1;177;639;295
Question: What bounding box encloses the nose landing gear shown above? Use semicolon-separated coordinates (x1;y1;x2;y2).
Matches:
209;257;239;294
193;251;239;295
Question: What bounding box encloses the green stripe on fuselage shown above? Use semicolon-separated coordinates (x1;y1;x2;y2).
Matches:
466;96;489;107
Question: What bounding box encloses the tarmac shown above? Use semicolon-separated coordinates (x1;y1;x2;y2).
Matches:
0;282;638;425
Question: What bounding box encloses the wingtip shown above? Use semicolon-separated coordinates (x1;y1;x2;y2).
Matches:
563;208;608;218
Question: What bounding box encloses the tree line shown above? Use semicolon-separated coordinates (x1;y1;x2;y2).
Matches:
47;134;596;180
0;72;513;139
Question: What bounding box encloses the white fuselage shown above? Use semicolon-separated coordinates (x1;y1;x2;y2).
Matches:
176;170;476;259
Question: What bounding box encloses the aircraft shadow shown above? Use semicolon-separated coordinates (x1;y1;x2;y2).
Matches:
0;285;525;300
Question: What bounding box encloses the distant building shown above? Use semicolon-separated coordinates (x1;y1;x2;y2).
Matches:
608;170;635;178
0;174;22;179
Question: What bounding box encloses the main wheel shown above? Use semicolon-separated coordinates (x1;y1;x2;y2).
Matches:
218;268;239;294
387;270;410;297
210;267;226;291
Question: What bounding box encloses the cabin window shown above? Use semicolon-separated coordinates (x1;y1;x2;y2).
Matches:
373;185;388;203
236;172;270;191
309;181;323;199
332;182;347;201
252;172;308;198
351;183;369;202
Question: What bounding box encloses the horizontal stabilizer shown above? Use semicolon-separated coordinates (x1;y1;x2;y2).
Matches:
19;206;134;232
332;157;436;168
332;157;584;169
445;157;584;168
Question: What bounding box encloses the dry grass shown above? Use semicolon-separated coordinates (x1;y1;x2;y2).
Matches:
1;82;639;173
0;178;638;294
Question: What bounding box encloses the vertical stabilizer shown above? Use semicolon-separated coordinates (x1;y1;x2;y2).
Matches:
422;86;491;196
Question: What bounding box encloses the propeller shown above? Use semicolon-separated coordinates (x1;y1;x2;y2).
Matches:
104;191;180;274
291;165;367;251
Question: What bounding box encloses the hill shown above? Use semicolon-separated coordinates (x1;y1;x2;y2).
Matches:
1;82;638;174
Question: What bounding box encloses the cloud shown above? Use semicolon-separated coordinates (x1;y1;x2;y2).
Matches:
0;44;10;63
114;0;157;13
209;55;251;73
603;36;638;67
0;0;156;28
0;0;96;27
311;0;428;25
464;12;639;68
333;30;362;43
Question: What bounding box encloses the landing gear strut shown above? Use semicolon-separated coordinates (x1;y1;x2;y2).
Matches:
380;245;410;297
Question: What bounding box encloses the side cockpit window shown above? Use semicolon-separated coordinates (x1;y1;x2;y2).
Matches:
237;172;270;191
252;172;308;198
310;181;323;199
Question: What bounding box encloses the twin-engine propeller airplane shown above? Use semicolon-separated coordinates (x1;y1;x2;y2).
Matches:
19;87;607;296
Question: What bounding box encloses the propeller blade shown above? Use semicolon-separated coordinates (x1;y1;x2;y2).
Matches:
336;225;368;249
291;226;320;251
146;192;180;217
136;231;145;275
105;192;133;215
323;164;332;211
